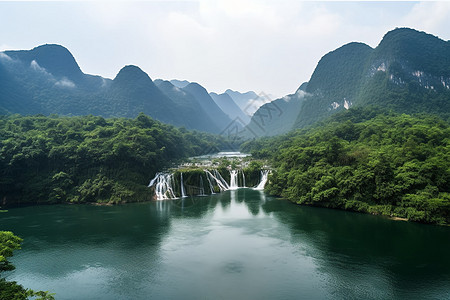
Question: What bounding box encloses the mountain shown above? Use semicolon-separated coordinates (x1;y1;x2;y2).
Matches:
243;91;306;138
105;65;182;124
295;27;450;128
182;83;233;131
5;44;83;81
154;79;221;132
246;28;450;137
210;92;251;124
294;42;373;128
170;79;190;89
0;44;226;133
225;89;261;116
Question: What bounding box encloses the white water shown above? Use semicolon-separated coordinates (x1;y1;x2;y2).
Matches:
205;172;216;194
229;170;238;190
213;169;230;190
204;170;227;192
254;170;269;190
180;173;187;198
148;173;177;200
199;175;206;196
150;168;268;200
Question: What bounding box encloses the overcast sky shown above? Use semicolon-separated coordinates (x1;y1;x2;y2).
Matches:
1;1;450;98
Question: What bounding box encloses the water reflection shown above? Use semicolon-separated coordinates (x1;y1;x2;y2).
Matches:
262;199;450;299
1;190;449;299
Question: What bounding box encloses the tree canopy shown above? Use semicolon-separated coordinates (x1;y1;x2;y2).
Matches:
0;114;229;206
0;231;54;299
242;107;450;225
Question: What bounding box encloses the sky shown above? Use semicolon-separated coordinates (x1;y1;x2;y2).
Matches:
1;1;450;98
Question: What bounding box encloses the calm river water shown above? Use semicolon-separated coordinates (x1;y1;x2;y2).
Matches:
1;189;449;299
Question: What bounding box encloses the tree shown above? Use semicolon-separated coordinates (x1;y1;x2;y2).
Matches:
0;231;54;300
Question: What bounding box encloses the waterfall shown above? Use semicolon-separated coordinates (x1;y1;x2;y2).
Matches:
214;169;230;190
205;172;215;194
148;173;177;200
229;170;238;190
254;170;269;190
199;175;206;196
205;169;229;191
149;167;269;199
180;173;187;198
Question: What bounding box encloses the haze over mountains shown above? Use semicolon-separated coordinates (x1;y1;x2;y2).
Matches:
1;28;449;137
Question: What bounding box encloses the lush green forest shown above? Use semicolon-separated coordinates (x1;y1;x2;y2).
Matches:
0;114;229;207
242;107;450;225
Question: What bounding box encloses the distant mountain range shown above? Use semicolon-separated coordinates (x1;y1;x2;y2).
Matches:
1;28;449;137
244;27;450;137
0;44;258;133
210;92;251;125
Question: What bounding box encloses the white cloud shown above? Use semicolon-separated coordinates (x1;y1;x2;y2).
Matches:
30;60;45;71
0;52;12;62
55;78;76;88
30;60;53;78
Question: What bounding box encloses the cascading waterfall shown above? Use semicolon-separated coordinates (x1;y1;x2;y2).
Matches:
180;173;187;198
214;169;230;190
229;170;238;190
148;173;177;200
254;170;269;190
205;172;215;194
199;175;205;196
204;170;230;192
149;167;268;199
205;170;228;192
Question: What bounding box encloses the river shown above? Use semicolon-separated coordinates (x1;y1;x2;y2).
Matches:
1;189;449;299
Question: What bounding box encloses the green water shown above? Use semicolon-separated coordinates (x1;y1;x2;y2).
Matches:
1;189;449;299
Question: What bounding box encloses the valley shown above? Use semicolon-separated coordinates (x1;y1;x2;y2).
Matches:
1;23;449;300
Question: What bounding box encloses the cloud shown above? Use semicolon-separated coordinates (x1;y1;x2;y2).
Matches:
30;60;45;71
30;60;54;78
0;52;12;62
401;2;450;39
55;77;76;88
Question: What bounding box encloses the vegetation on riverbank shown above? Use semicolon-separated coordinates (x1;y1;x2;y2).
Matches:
0;114;230;207
0;231;54;299
242;107;450;225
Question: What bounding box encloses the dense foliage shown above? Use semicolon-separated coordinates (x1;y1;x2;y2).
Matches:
242;108;450;225
0;231;54;299
0;114;228;206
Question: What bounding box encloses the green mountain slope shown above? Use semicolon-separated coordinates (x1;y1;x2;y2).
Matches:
244;28;450;137
155;79;221;133
0;45;229;133
182;83;233;131
295;27;450;128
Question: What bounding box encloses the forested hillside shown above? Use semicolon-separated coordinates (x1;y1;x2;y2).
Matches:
0;114;228;206
242;108;450;225
246;28;450;136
